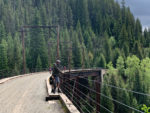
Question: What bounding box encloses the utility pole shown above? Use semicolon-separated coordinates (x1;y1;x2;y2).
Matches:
68;44;72;73
19;25;59;73
96;71;102;113
82;46;85;69
48;43;51;67
21;28;26;74
48;27;51;67
57;25;60;60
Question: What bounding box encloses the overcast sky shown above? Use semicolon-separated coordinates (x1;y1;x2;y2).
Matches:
117;0;150;30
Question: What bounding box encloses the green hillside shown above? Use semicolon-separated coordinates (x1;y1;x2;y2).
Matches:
0;0;149;112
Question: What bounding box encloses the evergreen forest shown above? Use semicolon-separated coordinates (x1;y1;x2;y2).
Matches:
0;0;150;112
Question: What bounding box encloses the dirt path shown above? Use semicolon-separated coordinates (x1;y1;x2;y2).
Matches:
0;72;65;113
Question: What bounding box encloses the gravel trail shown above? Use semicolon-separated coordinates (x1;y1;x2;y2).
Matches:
0;72;65;113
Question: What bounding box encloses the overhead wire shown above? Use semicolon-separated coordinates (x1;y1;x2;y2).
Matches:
80;77;150;97
62;84;89;113
62;81;99;113
60;76;113;113
60;76;144;113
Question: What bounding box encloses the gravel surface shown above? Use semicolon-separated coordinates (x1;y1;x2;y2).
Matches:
0;72;65;113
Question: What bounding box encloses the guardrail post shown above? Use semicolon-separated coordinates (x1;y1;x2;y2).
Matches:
71;77;77;101
96;71;101;113
74;77;79;104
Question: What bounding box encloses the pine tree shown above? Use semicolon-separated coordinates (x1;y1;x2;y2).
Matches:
33;0;42;8
110;74;120;112
76;21;84;43
7;34;14;70
36;55;42;71
104;32;112;63
135;19;142;41
97;54;106;68
112;48;121;66
29;10;48;69
116;56;124;76
72;32;82;68
118;82;130;113
13;33;22;73
123;42;129;57
58;0;67;26
133;41;143;59
118;24;128;48
66;6;73;27
101;77;114;113
0;39;8;74
0;21;6;42
60;29;71;67
121;0;126;24
75;0;89;27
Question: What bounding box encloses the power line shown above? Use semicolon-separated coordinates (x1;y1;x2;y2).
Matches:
62;84;90;113
60;76;144;113
63;70;150;97
63;81;112;113
80;77;150;97
62;82;98;113
60;76;113;113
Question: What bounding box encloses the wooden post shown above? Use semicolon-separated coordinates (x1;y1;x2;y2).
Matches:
68;48;71;73
96;71;102;113
21;28;26;74
48;43;51;67
82;47;85;69
48;28;51;67
74;77;80;106
71;78;77;101
57;25;60;60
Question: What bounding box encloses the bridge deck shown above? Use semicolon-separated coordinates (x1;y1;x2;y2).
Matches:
0;72;65;113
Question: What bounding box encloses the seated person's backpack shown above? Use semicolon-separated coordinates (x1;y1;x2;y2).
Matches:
49;76;53;85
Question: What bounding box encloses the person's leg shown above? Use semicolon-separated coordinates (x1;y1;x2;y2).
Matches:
53;77;57;93
51;78;56;93
57;77;61;93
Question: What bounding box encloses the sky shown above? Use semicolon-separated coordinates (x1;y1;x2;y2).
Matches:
117;0;150;30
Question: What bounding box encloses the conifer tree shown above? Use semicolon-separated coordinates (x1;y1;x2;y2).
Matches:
110;74;120;112
123;42;129;57
104;32;112;63
60;29;71;67
135;19;142;41
7;34;14;70
118;24;128;48
29;10;48;69
101;77;114;113
0;39;8;73
75;0;89;27
13;33;22;73
117;56;125;77
72;32;82;67
66;6;73;27
36;55;42;71
76;21;84;43
118;83;130;113
97;54;106;68
0;21;6;42
133;41;143;59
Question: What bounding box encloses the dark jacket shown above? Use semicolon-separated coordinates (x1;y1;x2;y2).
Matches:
52;63;61;77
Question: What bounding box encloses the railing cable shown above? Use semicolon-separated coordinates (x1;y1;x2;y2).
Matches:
60;76;113;113
60;76;144;113
80;77;150;97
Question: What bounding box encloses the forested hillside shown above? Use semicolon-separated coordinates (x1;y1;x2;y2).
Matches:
0;0;150;112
